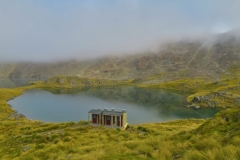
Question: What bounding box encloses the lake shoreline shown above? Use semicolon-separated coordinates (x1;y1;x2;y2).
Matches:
9;85;219;123
1;84;240;159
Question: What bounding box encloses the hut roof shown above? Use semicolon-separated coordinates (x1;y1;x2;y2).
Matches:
88;109;103;114
102;110;124;116
88;109;126;115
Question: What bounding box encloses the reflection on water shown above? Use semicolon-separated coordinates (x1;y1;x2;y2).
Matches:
8;87;221;123
0;78;45;88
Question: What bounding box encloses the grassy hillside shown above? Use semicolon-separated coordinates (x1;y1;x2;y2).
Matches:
0;86;240;159
33;76;137;88
1;33;240;81
1;33;240;159
30;61;240;109
0;63;16;77
137;62;240;108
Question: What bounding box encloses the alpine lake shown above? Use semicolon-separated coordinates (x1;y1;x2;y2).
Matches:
4;78;221;124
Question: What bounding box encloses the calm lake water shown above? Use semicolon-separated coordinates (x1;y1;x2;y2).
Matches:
8;87;220;124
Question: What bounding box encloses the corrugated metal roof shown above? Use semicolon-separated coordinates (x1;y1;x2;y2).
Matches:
88;109;126;115
102;110;124;116
88;109;103;114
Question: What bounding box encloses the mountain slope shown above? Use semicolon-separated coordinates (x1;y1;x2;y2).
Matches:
1;33;240;82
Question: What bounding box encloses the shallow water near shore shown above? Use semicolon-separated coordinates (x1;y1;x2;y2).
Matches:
7;86;221;123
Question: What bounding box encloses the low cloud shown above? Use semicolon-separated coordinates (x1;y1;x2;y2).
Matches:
0;0;240;62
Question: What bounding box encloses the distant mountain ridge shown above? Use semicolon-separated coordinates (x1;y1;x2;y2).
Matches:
1;32;240;82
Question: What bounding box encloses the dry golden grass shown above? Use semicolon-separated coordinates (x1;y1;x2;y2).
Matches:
1;91;240;160
1;67;240;159
138;64;240;108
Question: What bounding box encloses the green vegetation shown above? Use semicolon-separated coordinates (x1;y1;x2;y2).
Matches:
28;61;240;109
1;30;240;159
31;76;137;88
1;35;240;81
138;63;240;108
0;86;35;120
0;62;239;159
0;81;240;159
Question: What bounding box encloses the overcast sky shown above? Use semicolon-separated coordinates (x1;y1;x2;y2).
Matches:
0;0;239;62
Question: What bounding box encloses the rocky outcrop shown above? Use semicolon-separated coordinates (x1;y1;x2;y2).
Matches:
187;104;200;109
190;91;240;108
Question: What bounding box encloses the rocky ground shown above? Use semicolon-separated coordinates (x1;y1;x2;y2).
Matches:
1;31;240;83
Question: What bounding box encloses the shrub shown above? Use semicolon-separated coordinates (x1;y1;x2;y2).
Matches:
138;126;148;132
63;136;72;142
51;134;59;141
63;132;71;136
36;137;46;143
53;138;60;144
35;144;45;150
136;144;153;157
125;142;138;150
66;122;75;126
33;134;41;139
78;120;88;125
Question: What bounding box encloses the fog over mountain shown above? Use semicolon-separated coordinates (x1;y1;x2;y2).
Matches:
0;0;240;62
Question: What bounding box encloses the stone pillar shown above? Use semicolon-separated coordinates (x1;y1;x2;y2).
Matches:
115;116;117;126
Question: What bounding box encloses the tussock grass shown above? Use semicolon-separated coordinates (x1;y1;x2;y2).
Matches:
138;65;240;108
1;68;240;159
30;62;240;109
0;105;239;159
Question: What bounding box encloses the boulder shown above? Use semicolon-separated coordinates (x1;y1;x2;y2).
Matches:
23;146;30;152
58;78;65;84
187;104;200;109
192;96;201;103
